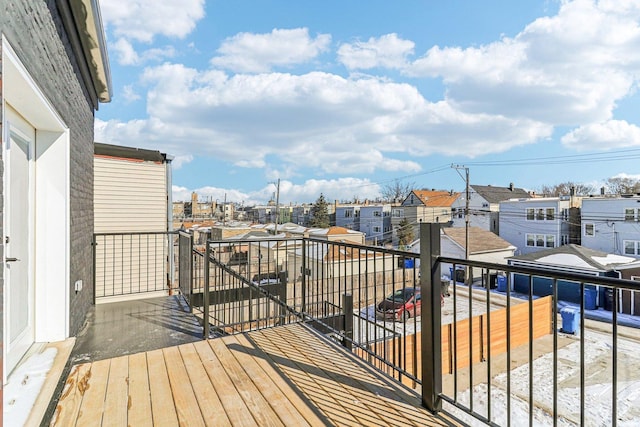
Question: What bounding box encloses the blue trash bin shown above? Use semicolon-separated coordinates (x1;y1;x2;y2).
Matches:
497;275;507;292
560;307;579;334
583;288;597;310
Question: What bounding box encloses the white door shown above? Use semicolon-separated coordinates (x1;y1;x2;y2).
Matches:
4;107;35;373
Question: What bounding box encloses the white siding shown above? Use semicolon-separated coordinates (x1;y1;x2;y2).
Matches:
94;156;168;233
94;156;169;300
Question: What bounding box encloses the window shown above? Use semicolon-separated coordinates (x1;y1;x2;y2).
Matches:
482;202;489;208
526;208;535;221
345;209;353;218
546;235;555;248
355;210;360;218
373;226;381;233
625;208;639;221
536;209;545;220
561;234;569;245
624;240;640;255
384;211;390;217
526;233;556;248
561;208;569;220
392;209;403;218
546;208;555;220
584;223;595;237
373;210;381;217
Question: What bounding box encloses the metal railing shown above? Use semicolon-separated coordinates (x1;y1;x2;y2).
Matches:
180;224;637;426
197;236;424;385
93;231;179;301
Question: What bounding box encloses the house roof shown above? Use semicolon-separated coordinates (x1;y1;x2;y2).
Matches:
442;227;516;254
471;185;531;204
407;190;460;207
308;226;362;236
508;244;636;271
95;143;168;162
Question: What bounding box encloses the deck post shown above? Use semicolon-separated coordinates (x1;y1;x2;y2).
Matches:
420;223;442;412
203;240;210;338
342;293;353;350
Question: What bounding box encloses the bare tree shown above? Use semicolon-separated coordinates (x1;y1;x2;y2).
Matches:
539;181;594;196
380;179;415;202
606;177;640;195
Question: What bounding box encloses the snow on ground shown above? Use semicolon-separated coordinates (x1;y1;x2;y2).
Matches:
445;329;640;426
3;347;57;427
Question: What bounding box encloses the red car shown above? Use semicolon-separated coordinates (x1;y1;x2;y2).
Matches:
376;287;421;321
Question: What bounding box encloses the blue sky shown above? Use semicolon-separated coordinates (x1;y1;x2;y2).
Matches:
96;0;640;204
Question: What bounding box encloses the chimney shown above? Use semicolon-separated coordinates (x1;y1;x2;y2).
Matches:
509;182;514;191
570;186;575;197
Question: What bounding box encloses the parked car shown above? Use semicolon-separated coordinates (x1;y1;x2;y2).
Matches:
376;287;421;321
251;272;280;286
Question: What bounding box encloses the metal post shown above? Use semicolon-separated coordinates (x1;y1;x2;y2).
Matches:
301;239;307;313
203;241;211;339
343;293;353;351
92;234;97;305
420;223;442;412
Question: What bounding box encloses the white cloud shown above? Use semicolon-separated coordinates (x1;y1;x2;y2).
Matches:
561;120;640;150
337;33;415;70
100;0;205;43
98;64;549;175
406;0;640;126
210;28;331;73
121;84;141;103
110;37;177;66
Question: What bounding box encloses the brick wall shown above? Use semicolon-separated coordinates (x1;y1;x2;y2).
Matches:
0;0;97;337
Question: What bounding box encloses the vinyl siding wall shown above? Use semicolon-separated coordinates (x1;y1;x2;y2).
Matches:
94;156;169;301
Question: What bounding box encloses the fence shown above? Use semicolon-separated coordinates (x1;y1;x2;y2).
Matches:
181;223;637;426
93;231;178;301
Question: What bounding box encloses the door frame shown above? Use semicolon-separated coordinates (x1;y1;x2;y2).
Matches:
2;37;71;381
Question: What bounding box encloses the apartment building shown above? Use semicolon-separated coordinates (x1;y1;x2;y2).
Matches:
499;197;576;255
581;195;640;258
451;183;530;234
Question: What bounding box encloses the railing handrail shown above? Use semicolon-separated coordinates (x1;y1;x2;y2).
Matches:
439;255;639;290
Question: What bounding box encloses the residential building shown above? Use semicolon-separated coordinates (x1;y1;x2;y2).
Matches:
307;226;366;245
335;204;360;230
291;204;311;225
451;183;531;234
1;0;111;378
336;203;392;245
580;195;640;258
359;204;392;245
499;197;576;255
391;190;459;246
508;244;639;314
408;226;516;282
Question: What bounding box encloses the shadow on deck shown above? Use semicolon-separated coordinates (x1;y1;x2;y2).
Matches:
49;322;462;426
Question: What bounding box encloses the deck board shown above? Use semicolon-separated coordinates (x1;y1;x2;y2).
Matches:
75;358;110;426
51;323;460;426
163;346;206;427
128;352;153;427
147;349;179;427
102;356;129;427
178;343;231;426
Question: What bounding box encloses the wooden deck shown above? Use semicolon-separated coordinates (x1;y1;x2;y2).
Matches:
50;323;460;426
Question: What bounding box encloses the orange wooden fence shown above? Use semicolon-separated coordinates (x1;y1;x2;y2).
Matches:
357;296;553;387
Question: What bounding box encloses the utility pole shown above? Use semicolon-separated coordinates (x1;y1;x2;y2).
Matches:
452;165;471;283
274;178;281;235
223;192;227;226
